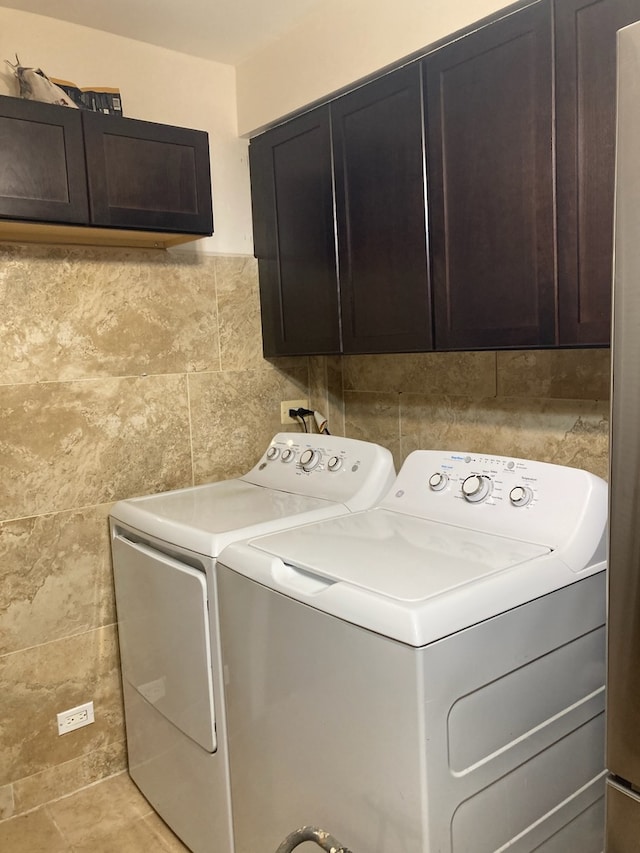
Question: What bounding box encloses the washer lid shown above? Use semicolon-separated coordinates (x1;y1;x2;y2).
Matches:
250;509;550;603
110;479;334;557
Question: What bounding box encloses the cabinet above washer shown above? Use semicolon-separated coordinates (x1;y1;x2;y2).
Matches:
249;0;637;355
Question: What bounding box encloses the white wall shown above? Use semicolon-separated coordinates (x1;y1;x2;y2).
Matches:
236;0;516;135
0;7;253;255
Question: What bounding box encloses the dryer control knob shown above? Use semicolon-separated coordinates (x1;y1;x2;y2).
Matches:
266;446;280;461
509;485;533;507
328;456;343;472
462;474;492;503
428;472;448;491
281;448;296;463
300;448;321;471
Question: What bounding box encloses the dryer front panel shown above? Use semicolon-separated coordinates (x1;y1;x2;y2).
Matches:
112;534;216;752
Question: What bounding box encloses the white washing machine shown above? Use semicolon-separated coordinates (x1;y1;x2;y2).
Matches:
217;450;608;853
108;432;395;853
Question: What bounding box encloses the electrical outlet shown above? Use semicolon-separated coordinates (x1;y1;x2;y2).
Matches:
57;701;95;735
280;399;309;424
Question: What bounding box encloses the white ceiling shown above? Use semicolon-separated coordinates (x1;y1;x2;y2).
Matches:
1;0;326;65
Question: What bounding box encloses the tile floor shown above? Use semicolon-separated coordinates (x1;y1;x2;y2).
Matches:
0;772;190;852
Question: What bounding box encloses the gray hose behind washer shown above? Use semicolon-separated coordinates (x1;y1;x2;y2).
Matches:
274;826;353;853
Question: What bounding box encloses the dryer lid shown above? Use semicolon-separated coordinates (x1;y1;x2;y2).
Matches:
249;509;550;603
110;479;333;557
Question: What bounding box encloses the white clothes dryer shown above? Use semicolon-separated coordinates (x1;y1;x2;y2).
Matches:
217;450;608;853
108;433;395;853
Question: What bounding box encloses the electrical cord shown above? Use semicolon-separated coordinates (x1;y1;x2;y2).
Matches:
288;407;330;434
289;407;313;432
314;411;330;434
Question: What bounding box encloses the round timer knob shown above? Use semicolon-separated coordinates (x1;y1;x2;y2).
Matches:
509;485;533;507
266;446;280;461
462;474;492;503
281;448;296;463
428;472;448;492
300;448;321;471
327;456;343;472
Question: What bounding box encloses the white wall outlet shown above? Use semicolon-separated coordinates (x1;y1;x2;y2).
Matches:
280;399;309;424
56;701;95;735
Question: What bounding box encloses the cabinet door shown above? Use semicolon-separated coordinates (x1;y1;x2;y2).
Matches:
556;0;640;346
249;106;340;356
425;0;555;350
0;97;88;224
82;111;213;234
332;64;433;353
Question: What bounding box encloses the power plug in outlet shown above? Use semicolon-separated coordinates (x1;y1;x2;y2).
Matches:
280;399;309;424
57;701;95;735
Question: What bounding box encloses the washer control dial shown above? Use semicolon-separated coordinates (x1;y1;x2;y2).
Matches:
462;474;492;503
509;485;533;507
266;446;280;461
281;448;296;463
300;448;321;471
327;456;343;472
428;472;448;492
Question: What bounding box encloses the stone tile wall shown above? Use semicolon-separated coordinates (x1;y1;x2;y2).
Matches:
337;349;611;480
0;245;308;819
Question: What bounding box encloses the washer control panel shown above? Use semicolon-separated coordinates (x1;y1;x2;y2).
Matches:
242;433;396;511
422;452;542;509
383;449;607;552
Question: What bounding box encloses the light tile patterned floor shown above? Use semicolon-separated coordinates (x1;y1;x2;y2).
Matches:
0;772;190;852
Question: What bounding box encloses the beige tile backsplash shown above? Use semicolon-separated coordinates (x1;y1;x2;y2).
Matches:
0;375;193;519
188;366;309;483
0;505;115;656
400;395;609;480
0;625;123;787
0;240;611;820
0;245;221;383
341;347;610;479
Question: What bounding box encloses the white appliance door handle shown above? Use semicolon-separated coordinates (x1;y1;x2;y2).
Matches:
272;560;336;595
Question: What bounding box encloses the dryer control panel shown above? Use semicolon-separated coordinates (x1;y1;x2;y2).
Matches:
242;433;396;512
380;450;607;565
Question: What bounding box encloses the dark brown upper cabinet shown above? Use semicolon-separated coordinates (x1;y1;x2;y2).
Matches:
332;64;432;354
0;96;213;247
424;0;556;351
249;106;340;356
0;97;89;224
249;0;636;355
82;111;213;235
555;0;640;346
249;64;432;357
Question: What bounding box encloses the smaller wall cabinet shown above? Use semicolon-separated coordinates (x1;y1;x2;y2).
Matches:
0;96;213;247
249;105;340;356
83;111;213;235
0;97;89;224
